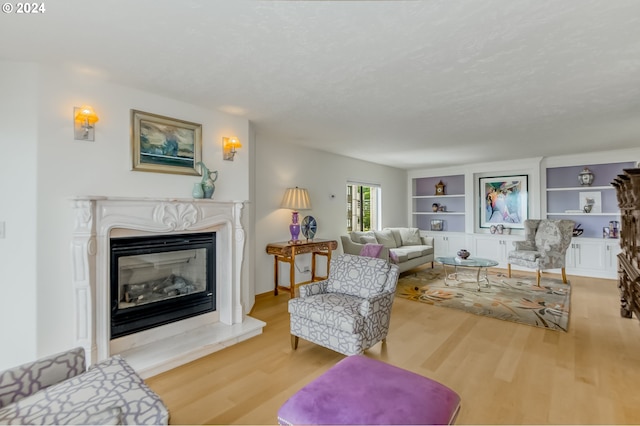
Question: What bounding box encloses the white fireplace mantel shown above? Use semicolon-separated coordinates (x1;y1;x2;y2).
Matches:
70;196;264;378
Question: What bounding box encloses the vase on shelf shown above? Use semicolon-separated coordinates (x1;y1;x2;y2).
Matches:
578;167;594;186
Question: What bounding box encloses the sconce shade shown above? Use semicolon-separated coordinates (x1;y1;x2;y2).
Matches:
223;136;242;161
281;187;312;211
75;105;99;124
74;105;99;141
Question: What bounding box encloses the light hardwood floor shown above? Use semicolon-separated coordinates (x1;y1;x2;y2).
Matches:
146;267;640;425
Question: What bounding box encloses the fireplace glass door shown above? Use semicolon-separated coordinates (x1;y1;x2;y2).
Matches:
110;233;215;338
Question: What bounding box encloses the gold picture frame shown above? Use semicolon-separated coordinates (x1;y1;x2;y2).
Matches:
131;110;202;175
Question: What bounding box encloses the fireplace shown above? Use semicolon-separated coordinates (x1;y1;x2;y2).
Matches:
110;233;216;339
71;197;265;378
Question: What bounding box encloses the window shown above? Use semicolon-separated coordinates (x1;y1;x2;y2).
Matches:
347;183;381;232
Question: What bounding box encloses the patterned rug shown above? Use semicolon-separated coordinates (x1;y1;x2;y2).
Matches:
396;268;571;331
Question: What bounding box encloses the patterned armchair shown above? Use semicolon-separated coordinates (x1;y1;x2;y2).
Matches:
288;254;400;356
507;219;575;286
0;347;169;424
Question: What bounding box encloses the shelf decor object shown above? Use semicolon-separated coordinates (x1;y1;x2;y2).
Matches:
578;167;595;186
435;180;446;195
431;219;444;231
579;191;601;213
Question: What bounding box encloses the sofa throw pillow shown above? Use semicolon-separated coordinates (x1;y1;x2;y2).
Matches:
350;231;375;244
360;235;378;244
373;229;397;248
359;243;384;258
399;228;422;246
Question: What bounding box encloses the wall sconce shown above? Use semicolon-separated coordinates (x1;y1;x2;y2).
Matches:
74;105;99;141
223;136;242;161
280;187;312;242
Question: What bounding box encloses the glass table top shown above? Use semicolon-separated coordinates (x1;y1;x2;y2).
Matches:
435;256;499;268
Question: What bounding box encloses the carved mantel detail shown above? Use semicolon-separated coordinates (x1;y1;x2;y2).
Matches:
152;202;200;231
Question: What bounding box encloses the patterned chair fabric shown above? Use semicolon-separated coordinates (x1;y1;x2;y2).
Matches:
288;254;400;356
507;219;574;285
0;348;169;425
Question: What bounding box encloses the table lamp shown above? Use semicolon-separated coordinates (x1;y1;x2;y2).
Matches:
280;187;311;242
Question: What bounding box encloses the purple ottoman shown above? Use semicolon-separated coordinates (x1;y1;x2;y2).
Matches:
277;355;461;425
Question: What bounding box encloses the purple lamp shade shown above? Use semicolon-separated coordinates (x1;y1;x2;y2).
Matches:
281;187;311;242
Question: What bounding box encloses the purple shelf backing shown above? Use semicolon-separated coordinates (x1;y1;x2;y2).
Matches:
546;162;635;188
416;215;465;232
415;197;465;213
414;174;465;196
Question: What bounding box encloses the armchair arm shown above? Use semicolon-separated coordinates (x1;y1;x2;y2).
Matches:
358;291;395;317
299;280;329;298
0;347;85;408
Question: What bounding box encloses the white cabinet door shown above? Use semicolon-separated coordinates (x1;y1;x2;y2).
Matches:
604;240;621;275
567;240;604;270
472;235;515;266
427;232;468;257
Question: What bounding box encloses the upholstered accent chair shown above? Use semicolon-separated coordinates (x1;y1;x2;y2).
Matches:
507;219;575;286
288;254;400;356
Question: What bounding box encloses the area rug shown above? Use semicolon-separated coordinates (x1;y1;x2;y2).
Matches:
396;268;571;331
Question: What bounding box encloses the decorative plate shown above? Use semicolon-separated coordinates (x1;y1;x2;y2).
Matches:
301;215;317;240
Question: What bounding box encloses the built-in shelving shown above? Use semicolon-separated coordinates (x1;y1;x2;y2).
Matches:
545;162;634;238
412;174;465;232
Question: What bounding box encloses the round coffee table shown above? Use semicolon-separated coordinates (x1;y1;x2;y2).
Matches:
435;256;499;292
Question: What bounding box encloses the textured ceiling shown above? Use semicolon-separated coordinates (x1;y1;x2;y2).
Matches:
2;0;640;169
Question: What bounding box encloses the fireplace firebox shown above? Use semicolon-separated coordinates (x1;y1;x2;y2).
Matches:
110;233;216;339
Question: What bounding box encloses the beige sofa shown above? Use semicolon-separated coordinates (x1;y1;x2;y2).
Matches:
341;227;434;273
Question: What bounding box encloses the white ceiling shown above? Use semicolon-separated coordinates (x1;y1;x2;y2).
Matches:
2;0;640;169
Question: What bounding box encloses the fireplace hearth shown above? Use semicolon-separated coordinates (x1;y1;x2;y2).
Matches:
110;233;216;339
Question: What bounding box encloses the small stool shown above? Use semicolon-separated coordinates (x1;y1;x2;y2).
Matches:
277;355;461;425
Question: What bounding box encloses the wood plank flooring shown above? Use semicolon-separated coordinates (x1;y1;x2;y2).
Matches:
146;268;640;425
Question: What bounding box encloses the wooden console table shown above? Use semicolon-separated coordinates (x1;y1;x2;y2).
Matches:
266;239;338;298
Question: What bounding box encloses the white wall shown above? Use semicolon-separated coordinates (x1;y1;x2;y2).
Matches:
1;62;252;367
254;137;407;296
0;62;39;369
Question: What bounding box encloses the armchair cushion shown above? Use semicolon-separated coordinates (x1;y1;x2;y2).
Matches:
326;255;390;298
288;293;365;333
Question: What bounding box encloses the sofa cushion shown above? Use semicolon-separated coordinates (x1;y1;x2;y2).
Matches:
399;228;422;246
373;230;397;248
389;248;409;263
326;254;390;298
0;355;169;425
